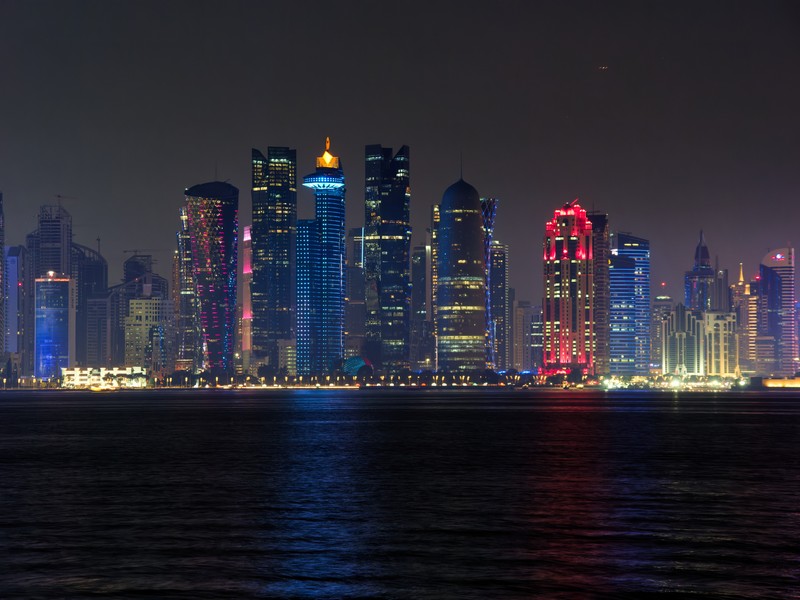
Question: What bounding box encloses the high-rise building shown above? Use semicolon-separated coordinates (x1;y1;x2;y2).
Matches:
489;240;509;370
651;295;673;373
5;246;27;362
34;273;76;380
0;194;5;358
730;264;756;375
703;311;738;377
71;243;108;367
410;244;435;371
251;147;297;367
531;304;544;370
174;207;201;372
662;303;704;376
344;227;366;361
430;204;440;367
684;231;715;312
512;300;534;371
124;297;170;374
480;198;499;368
609;233;650;376
298;138;345;376
758;248;797;376
363;144;411;373
238;225;253;374
542;200;594;374
588;212;610;375
184;181;239;373
436;179;486;372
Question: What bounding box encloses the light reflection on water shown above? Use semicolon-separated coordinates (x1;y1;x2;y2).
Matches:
0;389;799;598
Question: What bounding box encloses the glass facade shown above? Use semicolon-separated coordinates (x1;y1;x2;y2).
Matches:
759;248;797;376
184;181;239;373
363;144;411;373
588;212;610;375
489;240;509;370
175;207;201;372
480;198;498;368
34;275;75;380
251;147;296;368
610;233;650;376
299;139;345;376
436;179;487;373
684;231;714;311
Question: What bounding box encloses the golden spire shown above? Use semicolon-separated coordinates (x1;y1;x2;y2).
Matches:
316;136;339;169
738;262;744;283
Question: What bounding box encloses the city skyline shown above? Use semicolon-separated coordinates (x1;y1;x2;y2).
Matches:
2;1;799;304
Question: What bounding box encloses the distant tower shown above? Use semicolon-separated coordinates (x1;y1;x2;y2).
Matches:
480;197;498;368
436;179;487;372
239;225;253;374
759;248;797;376
651;294;673;373
542;200;594;374
363;144;411;373
34;272;76;380
299;138;346;375
610;233;650;376
251;147;297;368
730;263;755;374
588;212;610;375
175;206;202;372
184;181;239;373
489;240;509;370
684;231;715;311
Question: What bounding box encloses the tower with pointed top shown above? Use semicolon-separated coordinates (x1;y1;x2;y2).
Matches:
684;231;715;311
298;138;346;376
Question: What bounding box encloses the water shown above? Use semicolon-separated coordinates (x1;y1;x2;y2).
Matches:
1;389;799;598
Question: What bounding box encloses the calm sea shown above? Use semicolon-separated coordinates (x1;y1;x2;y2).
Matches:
0;389;798;599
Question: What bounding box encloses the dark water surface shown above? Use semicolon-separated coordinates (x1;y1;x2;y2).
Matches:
1;389;799;598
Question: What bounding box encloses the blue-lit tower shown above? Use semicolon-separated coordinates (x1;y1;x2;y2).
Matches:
299;138;346;375
685;231;714;311
34;272;76;380
609;233;651;375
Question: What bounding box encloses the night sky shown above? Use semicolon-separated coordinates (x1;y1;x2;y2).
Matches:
1;0;799;303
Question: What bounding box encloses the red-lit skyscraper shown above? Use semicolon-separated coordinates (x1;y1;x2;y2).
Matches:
542;199;594;374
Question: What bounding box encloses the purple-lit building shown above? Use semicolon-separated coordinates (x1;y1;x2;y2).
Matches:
184;181;239;373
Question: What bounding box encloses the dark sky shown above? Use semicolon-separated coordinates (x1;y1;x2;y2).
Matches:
1;0;799;302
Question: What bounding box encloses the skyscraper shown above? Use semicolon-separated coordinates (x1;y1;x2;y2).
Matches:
436;179;486;372
184;181;239;373
363;144;411;373
730;264;756;375
480;197;498;368
542;200;594;374
299;138;346;375
71;243;108;366
174;206;201;372
0;193;5;357
662;303;704;376
34;272;76;380
410;244;435;371
344;227;366;361
609;233;650;376
489;240;509;371
588;212;610;375
651;294;673;373
5;246;27;362
684;231;715;311
251;147;297;368
239;225;253;374
512;300;534;371
759;248;797;376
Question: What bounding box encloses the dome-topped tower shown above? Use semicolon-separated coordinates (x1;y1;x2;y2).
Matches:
435;178;487;372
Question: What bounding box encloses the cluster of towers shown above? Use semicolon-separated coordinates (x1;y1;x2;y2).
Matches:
540;200;798;379
2;147;797;384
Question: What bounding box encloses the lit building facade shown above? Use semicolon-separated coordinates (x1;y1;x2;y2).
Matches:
703;311;738;377
410;244;435;371
299;138;346;375
650;294;673;373
251;147;296;368
34;273;76;380
238;225;253;373
512;300;534;371
124;297;170;374
684;231;715;312
609;233;650;376
363;144;411;373
174;207;201;372
759;248;797;376
588;212;610;375
184;181;239;373
480;197;498;368
344;227;366;361
542;200;594;374
730;264;757;375
5;246;27;359
662;303;704;376
489;240;509;370
435;179;486;372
